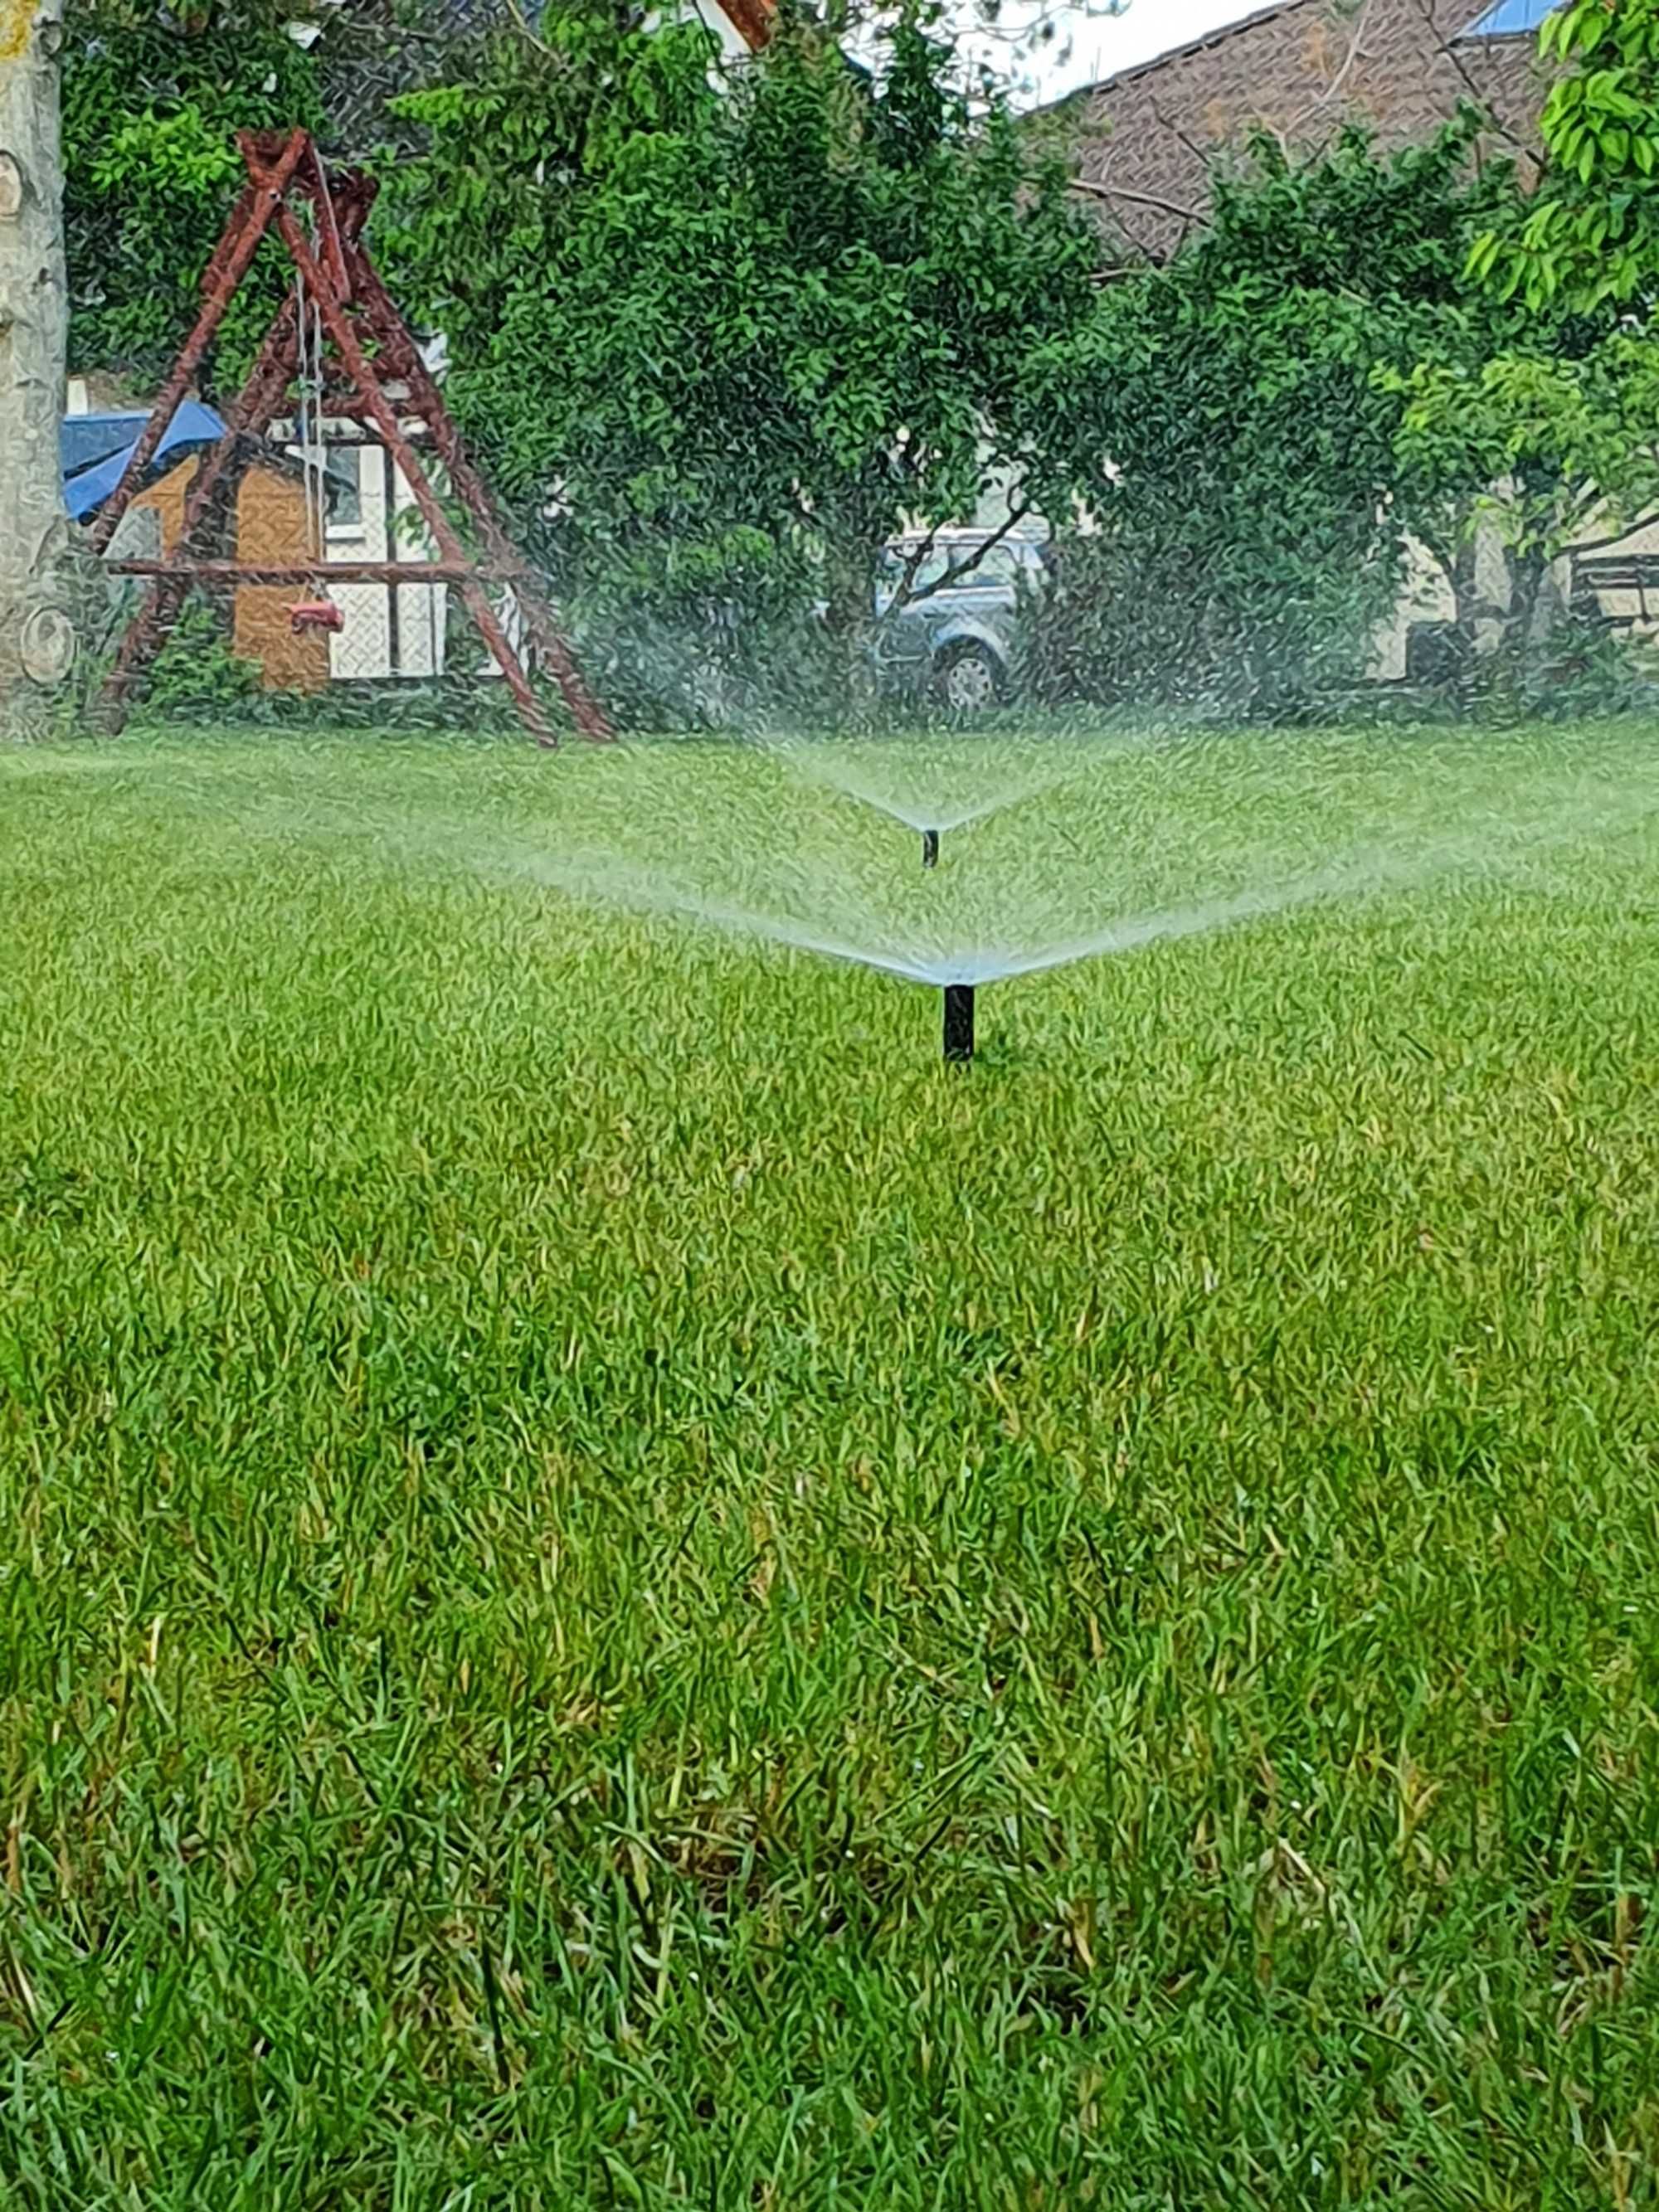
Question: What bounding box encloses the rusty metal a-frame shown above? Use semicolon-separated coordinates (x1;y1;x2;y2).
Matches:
91;128;611;745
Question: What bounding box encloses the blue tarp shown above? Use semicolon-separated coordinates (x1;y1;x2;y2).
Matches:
61;412;145;479
61;401;227;522
1459;0;1556;36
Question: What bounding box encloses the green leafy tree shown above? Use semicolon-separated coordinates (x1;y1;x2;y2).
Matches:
1024;119;1532;716
377;2;1101;718
1472;0;1659;309
62;0;324;392
1378;336;1659;655
60;0;467;396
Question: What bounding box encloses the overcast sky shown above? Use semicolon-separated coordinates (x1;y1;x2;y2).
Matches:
962;0;1274;108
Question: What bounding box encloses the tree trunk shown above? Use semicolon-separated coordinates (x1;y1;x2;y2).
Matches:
0;0;78;731
1504;542;1549;664
1450;535;1490;668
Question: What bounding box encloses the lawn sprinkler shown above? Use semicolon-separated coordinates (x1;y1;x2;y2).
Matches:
922;828;940;870
943;984;975;1063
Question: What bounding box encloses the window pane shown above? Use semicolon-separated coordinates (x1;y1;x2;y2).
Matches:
937;544;1019;589
327;446;363;529
888;542;1026;591
966;546;1021;586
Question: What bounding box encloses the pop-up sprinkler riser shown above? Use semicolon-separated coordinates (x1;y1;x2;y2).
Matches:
920;829;966;1055
943;984;975;1062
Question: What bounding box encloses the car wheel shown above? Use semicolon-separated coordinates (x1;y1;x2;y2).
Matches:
936;643;1003;717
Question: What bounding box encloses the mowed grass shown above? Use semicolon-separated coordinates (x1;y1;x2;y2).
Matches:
2;722;1659;2209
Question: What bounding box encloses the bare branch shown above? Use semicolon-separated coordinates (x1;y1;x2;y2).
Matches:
888;523;943;610
1400;0;1540;163
1284;0;1381;140
1068;176;1204;222
1571;508;1659;556
1150;95;1214;174
886;499;1036;616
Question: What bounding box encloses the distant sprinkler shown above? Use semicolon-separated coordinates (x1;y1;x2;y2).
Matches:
943;984;975;1063
922;828;940;870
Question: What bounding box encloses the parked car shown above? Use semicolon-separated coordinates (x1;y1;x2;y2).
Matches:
872;531;1049;713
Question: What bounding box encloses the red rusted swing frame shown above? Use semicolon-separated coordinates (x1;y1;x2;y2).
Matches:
93;129;611;746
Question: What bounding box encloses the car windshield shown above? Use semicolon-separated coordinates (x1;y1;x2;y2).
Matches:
884;542;1027;593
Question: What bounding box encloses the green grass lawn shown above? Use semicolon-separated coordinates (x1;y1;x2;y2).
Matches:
3;722;1659;2209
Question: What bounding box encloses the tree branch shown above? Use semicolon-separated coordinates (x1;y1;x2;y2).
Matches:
1151;95;1214;176
1571;508;1659;556
887;523;942;613
886;499;1036;617
1068;176;1204;223
1285;0;1380;139
1401;0;1542;164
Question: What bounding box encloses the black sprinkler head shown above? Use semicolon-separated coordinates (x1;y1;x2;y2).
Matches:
922;828;940;870
943;984;975;1063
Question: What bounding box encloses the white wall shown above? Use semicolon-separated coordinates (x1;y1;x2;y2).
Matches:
1366;525;1512;683
1370;503;1659;682
280;421;449;681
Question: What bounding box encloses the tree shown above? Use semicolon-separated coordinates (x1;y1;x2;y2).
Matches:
377;2;1101;719
60;1;343;398
1022;119;1533;716
1443;2;1659;672
58;2;505;399
1379;335;1659;656
64;0;319;393
1;0;80;723
1471;0;1659;310
1380;332;1659;650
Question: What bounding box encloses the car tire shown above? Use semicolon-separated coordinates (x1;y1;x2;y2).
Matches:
936;642;1004;717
